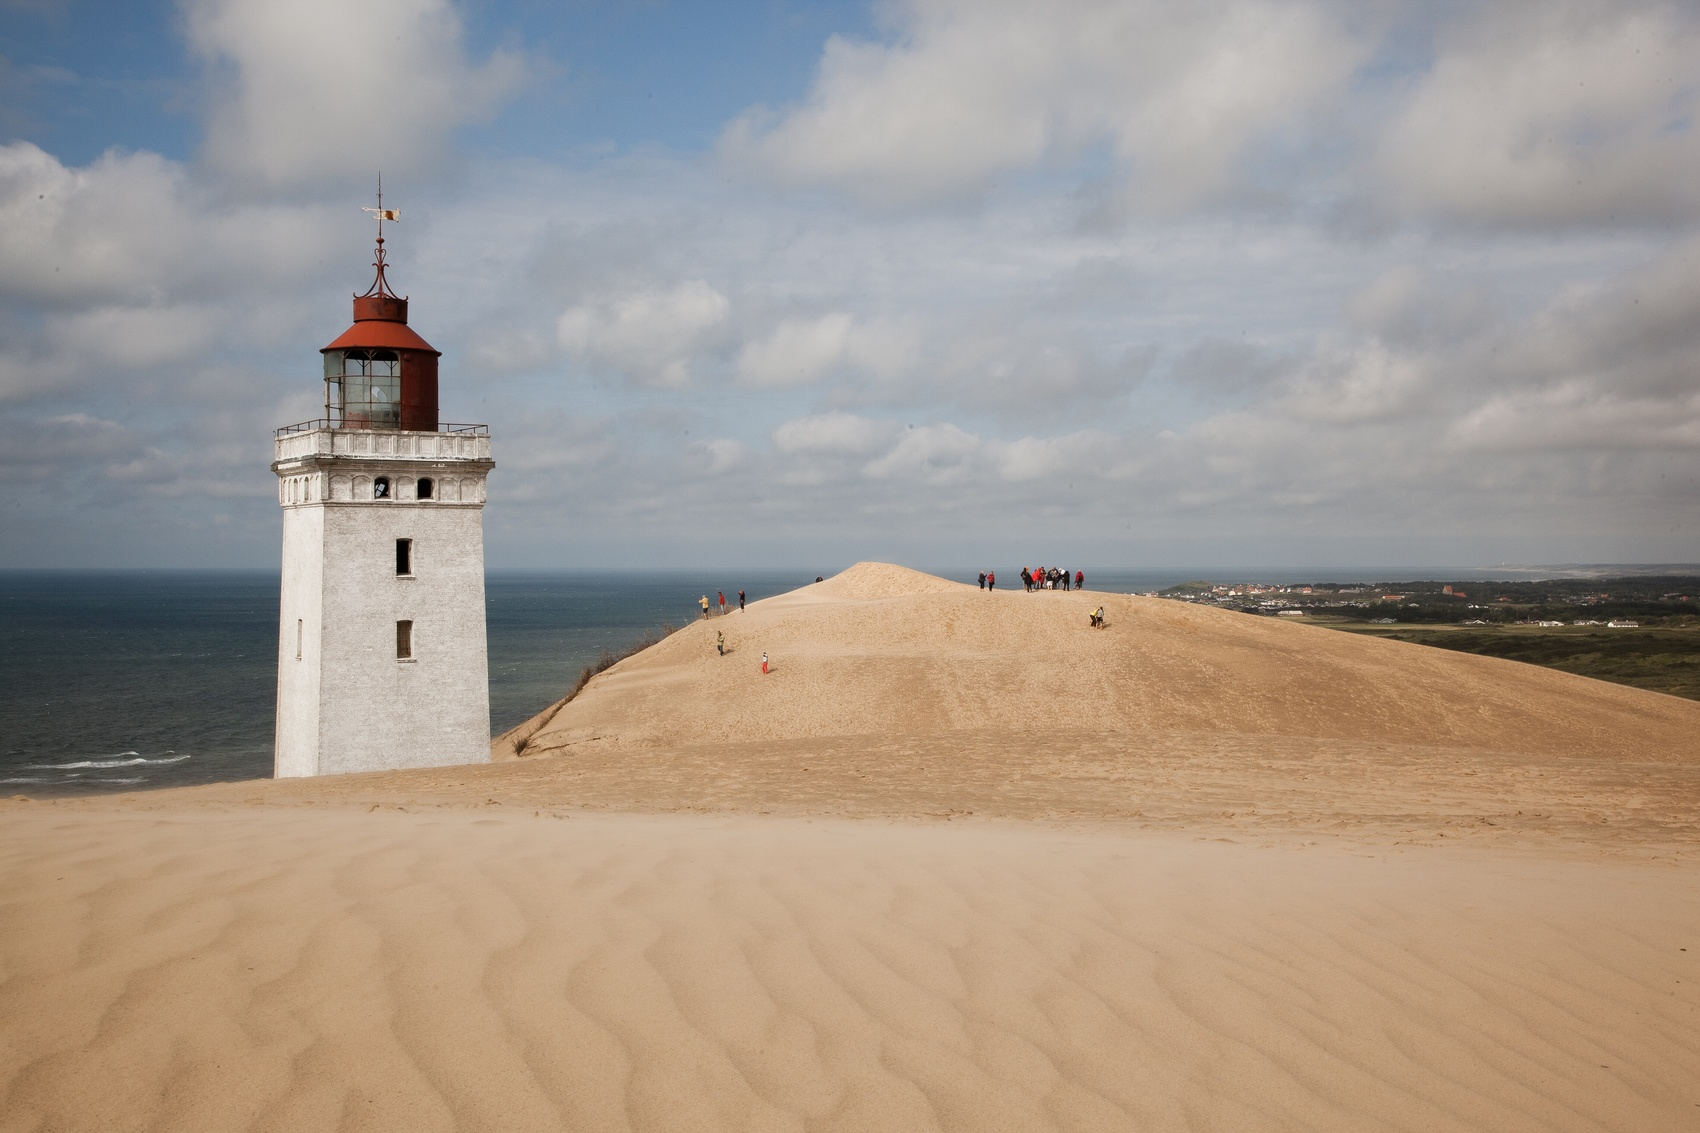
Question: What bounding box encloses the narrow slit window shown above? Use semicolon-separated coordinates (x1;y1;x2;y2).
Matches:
396;538;412;576
396;620;413;660
295;619;303;660
417;477;433;500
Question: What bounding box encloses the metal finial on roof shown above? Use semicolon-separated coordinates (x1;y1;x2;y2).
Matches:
358;173;403;299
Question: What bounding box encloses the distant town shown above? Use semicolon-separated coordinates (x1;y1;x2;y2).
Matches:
1156;575;1698;628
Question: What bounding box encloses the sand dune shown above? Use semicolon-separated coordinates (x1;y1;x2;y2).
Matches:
5;563;1699;1131
2;807;1697;1132
504;562;1700;762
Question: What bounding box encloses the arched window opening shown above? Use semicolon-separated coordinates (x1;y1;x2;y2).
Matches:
417;477;433;500
373;476;390;499
325;349;401;429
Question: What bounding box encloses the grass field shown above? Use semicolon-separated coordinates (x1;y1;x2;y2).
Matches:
1319;620;1700;702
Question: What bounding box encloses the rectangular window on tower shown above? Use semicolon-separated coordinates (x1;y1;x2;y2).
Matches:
396;538;412;576
396;620;413;660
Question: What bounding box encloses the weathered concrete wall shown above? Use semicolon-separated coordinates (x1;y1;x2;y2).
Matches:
274;506;324;778
274;428;492;777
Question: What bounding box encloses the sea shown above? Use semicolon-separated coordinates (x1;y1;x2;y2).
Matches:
0;566;1520;797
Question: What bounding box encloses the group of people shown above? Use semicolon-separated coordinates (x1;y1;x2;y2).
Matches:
1022;567;1083;592
977;568;1088;591
698;589;747;618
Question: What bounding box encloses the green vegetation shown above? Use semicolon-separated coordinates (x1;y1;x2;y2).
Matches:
1323;622;1700;702
1156;573;1700;701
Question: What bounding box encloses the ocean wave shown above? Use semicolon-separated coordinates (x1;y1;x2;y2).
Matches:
1;777;47;784
94;777;146;785
33;753;191;770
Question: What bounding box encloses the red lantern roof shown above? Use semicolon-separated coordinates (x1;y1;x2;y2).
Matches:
319;222;440;357
321;313;440;356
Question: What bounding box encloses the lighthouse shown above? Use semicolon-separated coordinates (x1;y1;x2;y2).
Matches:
271;201;494;777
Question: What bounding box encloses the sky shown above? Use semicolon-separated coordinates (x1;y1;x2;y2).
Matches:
2;0;1698;572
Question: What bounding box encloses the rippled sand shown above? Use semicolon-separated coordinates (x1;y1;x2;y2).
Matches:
3;809;1697;1131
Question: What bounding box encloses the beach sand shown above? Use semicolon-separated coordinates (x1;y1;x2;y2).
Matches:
3;563;1698;1130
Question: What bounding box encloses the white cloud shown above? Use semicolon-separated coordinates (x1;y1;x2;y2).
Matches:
556;280;730;387
1279;339;1428;424
721;0;1366;211
44;304;218;369
861;422;983;483
735;313;920;388
990;431;1112;482
0;413;134;477
1374;3;1700;227
0;141;334;306
1447;383;1700;453
737;313;853;387
771;411;891;455
697;438;747;475
184;0;523;190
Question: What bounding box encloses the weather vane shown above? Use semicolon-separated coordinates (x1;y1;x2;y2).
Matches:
362;172;400;236
358;174;402;299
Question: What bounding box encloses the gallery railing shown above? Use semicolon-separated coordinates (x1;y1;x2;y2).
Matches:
275;419;489;439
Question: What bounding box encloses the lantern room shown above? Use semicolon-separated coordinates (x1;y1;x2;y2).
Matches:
320;230;439;432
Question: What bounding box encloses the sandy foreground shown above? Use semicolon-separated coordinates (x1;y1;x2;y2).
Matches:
3;564;1699;1131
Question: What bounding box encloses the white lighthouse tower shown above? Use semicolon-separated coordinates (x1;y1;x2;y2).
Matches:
271;201;494;777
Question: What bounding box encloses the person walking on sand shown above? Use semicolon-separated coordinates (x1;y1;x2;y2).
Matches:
716;630;725;656
978;571;986;590
1076;569;1085;591
987;570;995;590
760;651;769;675
699;595;709;619
718;590;726;615
738;589;745;611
